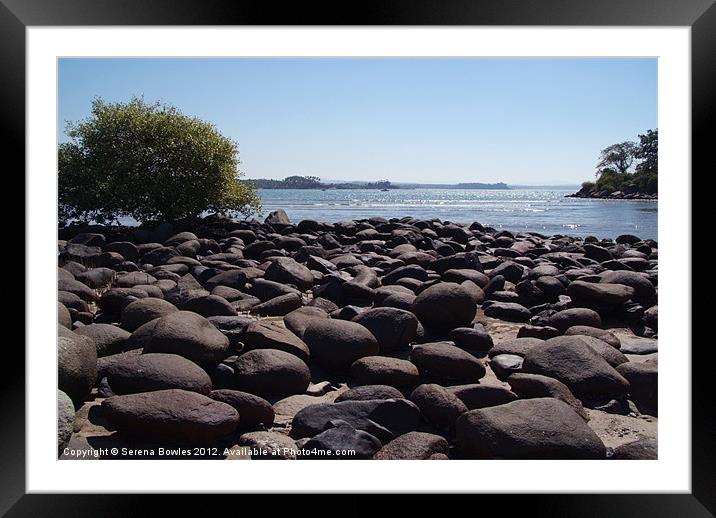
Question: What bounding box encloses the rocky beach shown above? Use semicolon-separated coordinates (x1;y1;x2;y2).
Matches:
57;210;658;460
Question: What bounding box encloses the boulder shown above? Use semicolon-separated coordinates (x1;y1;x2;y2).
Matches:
616;361;658;414
238;431;298;459
106;353;212;395
567;280;635;308
142;311;231;366
506;373;587;419
410;383;468;430
283;306;329;340
456;398;606;459
610;437;657;459
74;323;131;357
102;389;239;444
522;336;630;398
57;389;75;452
448;324;493;354
290;398;421;443
539;308;602;332
565;326;621;348
350;356;420;387
58;333;97;403
250;293;303;316
352;307;419;351
412;282;476;333
373;431;450;460
232;349;311;396
599;271;656;302
303;319;380;371
483;301;531;322
264;257;314;291
243;321;310;362
489;337;544;358
335;385;404;402
181;295;238;317
210;389;275;429
121;298;178;332
410;342;486;382
58;302;72;328
447;384;518;409
300;422;382;459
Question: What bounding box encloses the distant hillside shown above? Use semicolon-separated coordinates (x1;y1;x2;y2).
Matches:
243;176;513;190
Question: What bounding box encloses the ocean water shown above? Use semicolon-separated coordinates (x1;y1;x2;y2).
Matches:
257;189;658;240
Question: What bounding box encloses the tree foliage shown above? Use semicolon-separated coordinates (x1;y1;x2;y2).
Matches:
592;130;658;194
59;97;261;224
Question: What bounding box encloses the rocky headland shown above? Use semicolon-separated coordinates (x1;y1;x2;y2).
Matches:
57;209;658;460
566;184;657;200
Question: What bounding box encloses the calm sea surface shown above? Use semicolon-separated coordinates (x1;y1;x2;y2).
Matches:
256;189;658;240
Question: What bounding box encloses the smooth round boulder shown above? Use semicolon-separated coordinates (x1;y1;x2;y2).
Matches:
410;383;468;431
106;353;212;395
142;311;231;366
373;431;450;460
181;294;237;317
567;281;634;308
58;334;97;404
350;356;420;387
599;270;656;302
522;336;630;397
334;385;404;402
264;257;314;291
540;308;602;332
352;307;419;351
101;389;239;444
447;384;518;410
120;298;178;332
565;326;621;348
456;398;606;459
74;323;131;357
58;302;72;328
489;337;544;358
610;437;657;459
283;306;329;340
303;319;380;372
410;342;486;382
210;389;275;429
250;293;302;316
57;390;75;452
300;422;382;459
411;282;476;333
448;325;494;353
483;301;531;322
243;321;310;362
507;372;587;419
232;349;311;396
616;361;658;414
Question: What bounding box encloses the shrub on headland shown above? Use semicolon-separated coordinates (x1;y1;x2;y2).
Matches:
59;97;261;224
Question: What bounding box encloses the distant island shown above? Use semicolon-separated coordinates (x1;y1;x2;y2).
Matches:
243;175;509;190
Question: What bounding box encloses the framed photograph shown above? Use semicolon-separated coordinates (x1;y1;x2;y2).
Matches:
4;0;711;513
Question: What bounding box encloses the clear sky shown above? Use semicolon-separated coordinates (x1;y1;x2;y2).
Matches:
58;58;657;185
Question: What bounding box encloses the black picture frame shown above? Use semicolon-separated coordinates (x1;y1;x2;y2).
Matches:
2;0;710;513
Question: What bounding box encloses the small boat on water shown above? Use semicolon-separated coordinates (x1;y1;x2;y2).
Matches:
381;188;389;191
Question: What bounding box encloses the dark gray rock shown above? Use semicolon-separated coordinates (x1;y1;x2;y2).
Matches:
303;319;380;372
506;372;588;419
350;356;420;387
447;384;518;409
410;342;486;382
106;352;211;395
74;323;131;357
410;383;468;430
102;389;239;444
232;349;311;396
58;333;97;403
412;282;476;333
335;385;404;402
210;389;275;429
456;398;606;459
243;320;310;362
300;422;382;459
352;307;419;351
373;431;450;460
120;298;178;332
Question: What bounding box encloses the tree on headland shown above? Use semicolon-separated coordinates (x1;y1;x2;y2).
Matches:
59;97;261;224
596;141;638;178
583;130;657;195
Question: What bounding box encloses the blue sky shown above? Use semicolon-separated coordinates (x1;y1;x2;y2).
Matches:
58;58;657;185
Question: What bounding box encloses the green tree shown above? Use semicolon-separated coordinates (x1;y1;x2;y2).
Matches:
59;97;261;224
596;141;638;178
634;129;658;175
